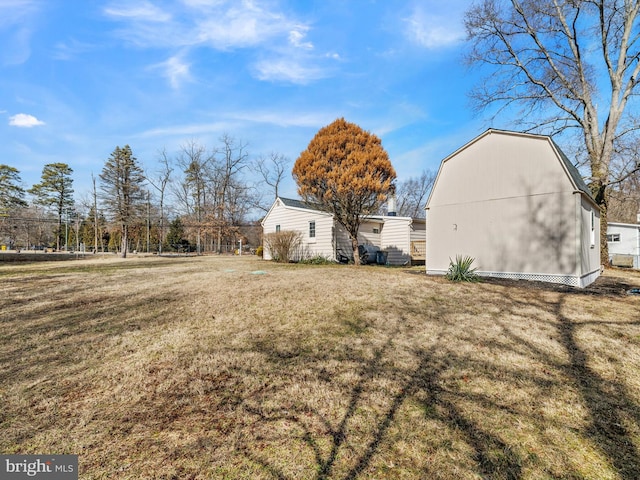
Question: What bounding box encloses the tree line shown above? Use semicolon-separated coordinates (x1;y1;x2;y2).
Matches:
0;133;434;257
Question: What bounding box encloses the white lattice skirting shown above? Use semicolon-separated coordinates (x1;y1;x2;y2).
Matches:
427;268;601;288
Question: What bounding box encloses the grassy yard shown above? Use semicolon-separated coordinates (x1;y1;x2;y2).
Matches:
1;255;639;479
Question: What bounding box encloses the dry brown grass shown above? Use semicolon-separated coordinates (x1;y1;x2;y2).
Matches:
1;255;639;479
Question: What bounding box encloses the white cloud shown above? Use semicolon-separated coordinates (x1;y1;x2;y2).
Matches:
0;0;39;28
253;58;327;84
104;0;299;50
227;109;332;128
0;0;41;65
103;1;333;84
194;3;293;50
289;27;313;49
53;38;96;61
404;6;465;49
137;121;235;138
9;113;45;127
151;53;192;89
103;1;172;22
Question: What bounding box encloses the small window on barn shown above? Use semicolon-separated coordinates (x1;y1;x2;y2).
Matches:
373;228;380;234
607;233;620;242
275;225;280;232
309;221;316;238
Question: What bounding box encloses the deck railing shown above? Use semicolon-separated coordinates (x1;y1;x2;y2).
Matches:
411;241;426;260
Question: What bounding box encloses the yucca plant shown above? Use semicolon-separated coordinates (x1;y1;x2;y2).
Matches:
446;255;480;282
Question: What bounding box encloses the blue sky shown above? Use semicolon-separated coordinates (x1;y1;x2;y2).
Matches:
1;0;489;202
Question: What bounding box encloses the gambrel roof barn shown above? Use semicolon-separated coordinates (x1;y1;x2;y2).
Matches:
425;129;601;287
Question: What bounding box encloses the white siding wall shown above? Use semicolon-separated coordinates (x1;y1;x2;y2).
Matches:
607;223;640;269
358;220;383;246
410;220;426;242
381;217;412;265
335;217;413;265
261;200;335;261
608;223;640;256
262;200;419;266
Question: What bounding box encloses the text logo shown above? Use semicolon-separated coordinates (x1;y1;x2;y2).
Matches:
1;455;78;479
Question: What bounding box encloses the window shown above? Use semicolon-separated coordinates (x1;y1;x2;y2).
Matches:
275;225;280;232
309;221;316;238
607;233;620;242
373;228;380;234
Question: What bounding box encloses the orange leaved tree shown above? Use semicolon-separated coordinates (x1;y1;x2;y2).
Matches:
293;118;396;265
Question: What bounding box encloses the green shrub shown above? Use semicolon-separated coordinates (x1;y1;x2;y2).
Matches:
298;255;334;265
446;255;480;282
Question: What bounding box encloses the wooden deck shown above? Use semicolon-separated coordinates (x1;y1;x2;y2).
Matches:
411;241;425;261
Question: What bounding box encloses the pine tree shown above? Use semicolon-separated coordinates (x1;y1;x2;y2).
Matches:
0;165;27;216
100;145;146;258
28;163;74;251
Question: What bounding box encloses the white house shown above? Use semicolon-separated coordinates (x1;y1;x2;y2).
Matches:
425;129;601;288
607;221;640;268
261;197;425;265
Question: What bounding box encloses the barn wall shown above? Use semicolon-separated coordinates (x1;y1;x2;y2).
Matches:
426;130;597;286
427;191;577;276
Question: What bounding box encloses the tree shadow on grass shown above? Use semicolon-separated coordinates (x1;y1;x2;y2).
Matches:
554;296;640;479
479;284;640;479
241;318;527;480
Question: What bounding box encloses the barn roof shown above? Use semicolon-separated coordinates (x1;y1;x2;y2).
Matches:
427;129;597;208
549;138;596;203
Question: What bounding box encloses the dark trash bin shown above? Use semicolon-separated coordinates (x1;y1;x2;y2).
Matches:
376;251;388;265
358;244;380;264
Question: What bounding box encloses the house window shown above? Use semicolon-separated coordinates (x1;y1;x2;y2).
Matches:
275;225;280;232
309;221;316;238
607;233;620;242
373;228;380;234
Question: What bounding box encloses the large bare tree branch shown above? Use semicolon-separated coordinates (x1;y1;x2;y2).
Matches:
465;0;640;261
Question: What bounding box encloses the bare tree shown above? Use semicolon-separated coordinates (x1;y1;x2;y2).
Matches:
147;148;173;254
253;152;291;210
174;140;215;254
395;169;436;218
214;134;249;253
465;0;640;261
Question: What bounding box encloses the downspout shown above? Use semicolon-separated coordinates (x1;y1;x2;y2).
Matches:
637;226;640;269
575;192;582;281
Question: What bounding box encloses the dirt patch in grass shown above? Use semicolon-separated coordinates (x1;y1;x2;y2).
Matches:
1;256;639;479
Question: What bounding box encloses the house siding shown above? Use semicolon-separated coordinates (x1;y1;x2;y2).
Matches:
261;199;334;261
381;217;412;265
608;222;640;268
262;198;422;265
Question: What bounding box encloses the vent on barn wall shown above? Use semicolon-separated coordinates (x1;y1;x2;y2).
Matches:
387;194;397;216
